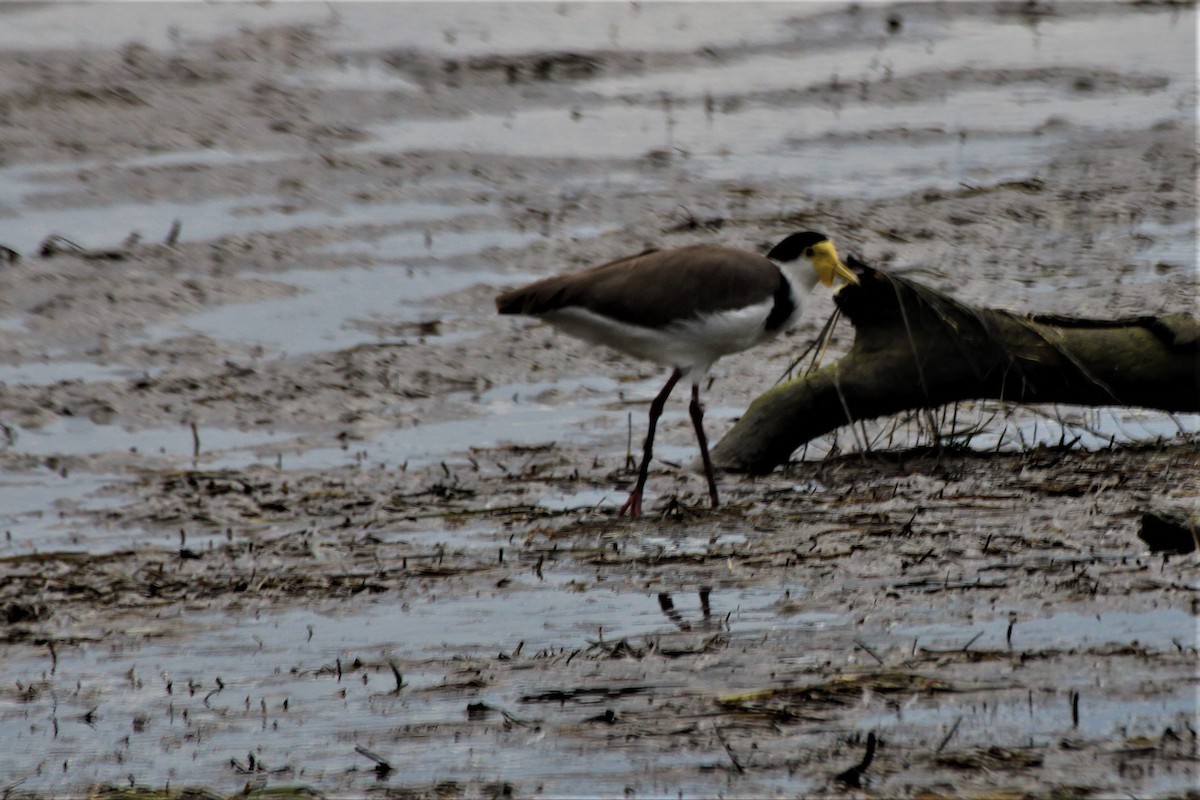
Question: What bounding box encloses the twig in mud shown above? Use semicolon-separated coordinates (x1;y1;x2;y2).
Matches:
501;709;539;729
38;234;129;260
657;633;727;659
202;676;225;708
498;640;525;660
388;661;404;695
585;636;647;660
853;638;884;665
230;751;278;775
834;731;877;787
936;716;963;754
713;724;745;773
354;745;393;777
961;631;984;652
165;218;182;247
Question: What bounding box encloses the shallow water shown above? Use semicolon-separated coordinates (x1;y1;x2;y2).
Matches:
0;471;118;554
0;2;329;52
0;360;138;385
151;262;530;356
0;579;834;794
0;193;480;256
589;10;1194;98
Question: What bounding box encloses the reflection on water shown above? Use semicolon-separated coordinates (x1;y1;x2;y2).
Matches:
0;580;840;795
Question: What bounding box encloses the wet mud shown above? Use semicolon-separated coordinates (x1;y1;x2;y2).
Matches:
0;3;1196;798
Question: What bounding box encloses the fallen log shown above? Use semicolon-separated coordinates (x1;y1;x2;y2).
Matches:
711;257;1199;474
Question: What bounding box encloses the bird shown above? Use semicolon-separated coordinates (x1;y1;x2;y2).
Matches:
495;230;859;518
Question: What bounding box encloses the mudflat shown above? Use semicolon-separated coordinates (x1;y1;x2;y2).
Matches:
0;4;1195;798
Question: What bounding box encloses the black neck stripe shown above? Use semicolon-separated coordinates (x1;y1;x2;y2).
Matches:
764;272;795;332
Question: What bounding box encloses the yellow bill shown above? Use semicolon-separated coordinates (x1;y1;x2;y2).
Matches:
812;240;860;287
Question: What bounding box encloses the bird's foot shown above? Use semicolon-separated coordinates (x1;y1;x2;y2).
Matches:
619;489;643;519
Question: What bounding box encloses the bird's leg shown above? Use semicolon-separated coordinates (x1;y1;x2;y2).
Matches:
689;382;720;509
620;368;682;519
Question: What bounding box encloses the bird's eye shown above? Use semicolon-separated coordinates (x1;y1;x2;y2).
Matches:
804;247;814;258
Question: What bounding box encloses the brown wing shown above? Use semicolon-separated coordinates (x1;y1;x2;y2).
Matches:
495;245;782;329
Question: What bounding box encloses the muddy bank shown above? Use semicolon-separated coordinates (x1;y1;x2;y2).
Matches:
3;444;1197;798
0;2;1196;798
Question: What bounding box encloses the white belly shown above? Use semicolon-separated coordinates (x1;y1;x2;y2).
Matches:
540;299;799;374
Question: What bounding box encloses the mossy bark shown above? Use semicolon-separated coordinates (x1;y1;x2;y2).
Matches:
711;259;1199;474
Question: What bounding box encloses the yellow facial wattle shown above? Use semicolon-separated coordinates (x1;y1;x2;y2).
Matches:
812;240;859;287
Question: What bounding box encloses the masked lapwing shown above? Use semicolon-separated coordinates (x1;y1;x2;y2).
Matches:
495;230;858;518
